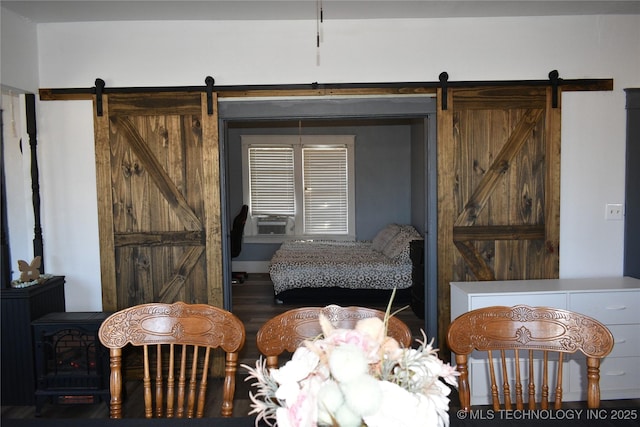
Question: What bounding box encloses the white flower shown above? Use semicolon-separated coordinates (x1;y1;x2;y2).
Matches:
272;346;319;386
317;380;344;413
334;403;362;427
275;381;301;407
340;373;382;417
439;363;461;387
328;344;369;383
317;380;344;425
416;391;452;427
363;380;449;427
276;407;293;427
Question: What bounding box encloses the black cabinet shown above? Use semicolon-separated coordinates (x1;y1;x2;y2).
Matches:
1;276;66;405
410;239;425;319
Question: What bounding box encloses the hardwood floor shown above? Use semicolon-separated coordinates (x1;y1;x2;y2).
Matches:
1;274;426;419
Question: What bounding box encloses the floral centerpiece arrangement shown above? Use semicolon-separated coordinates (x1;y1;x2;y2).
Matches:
243;304;459;427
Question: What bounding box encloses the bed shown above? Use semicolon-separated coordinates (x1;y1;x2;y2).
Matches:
269;224;423;303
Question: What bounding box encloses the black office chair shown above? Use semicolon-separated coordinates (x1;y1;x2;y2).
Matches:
231;205;248;283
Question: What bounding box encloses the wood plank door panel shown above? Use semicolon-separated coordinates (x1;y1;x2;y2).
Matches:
438;86;560;347
94;92;222;313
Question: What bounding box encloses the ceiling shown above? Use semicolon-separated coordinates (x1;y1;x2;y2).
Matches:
2;0;639;23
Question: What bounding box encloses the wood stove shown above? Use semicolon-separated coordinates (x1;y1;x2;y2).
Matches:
32;312;111;416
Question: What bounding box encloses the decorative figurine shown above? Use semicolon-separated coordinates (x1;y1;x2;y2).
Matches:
18;256;42;282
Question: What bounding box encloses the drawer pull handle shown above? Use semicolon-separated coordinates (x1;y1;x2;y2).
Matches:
604;305;627;310
605;371;626;376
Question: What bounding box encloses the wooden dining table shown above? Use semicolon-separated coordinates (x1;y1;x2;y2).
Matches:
3;406;638;427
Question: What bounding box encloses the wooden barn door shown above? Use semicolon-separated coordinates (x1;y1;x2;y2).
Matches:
93;92;222;312
437;86;561;344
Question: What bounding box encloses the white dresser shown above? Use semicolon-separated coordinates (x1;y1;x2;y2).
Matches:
450;277;640;403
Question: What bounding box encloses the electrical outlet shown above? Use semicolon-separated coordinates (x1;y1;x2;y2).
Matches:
605;203;624;220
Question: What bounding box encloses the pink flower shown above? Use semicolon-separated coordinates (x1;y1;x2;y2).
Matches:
439;362;461;387
276;372;323;427
326;328;377;352
355;317;386;343
381;336;402;360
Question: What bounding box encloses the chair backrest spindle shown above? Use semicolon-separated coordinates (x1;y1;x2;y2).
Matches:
187;345;199;418
143;345;152;418
500;350;511;410
514;349;523;410
555;352;564;410
528;350;535;409
196;347;211;418
155;345;163;417
166;344;175;417
176;345;187;418
487;350;500;410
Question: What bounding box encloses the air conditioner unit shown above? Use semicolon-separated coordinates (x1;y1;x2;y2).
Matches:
256;216;292;235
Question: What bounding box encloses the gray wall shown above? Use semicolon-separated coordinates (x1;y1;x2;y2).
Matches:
226;119;416;261
624;89;640;279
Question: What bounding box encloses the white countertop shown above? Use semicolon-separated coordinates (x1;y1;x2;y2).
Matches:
450;276;640;294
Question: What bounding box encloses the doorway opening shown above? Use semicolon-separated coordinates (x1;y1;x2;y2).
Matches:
217;95;438;339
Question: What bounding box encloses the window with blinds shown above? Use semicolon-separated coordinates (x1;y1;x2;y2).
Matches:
241;135;355;240
303;147;348;234
248;147;295;216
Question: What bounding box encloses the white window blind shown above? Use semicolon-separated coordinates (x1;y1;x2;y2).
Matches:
303;147;348;234
248;147;295;216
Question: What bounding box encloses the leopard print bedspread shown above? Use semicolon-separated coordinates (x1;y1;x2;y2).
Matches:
269;239;417;295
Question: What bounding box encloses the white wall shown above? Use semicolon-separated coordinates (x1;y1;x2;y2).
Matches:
6;14;640;310
1;8;39;282
1;8;39;92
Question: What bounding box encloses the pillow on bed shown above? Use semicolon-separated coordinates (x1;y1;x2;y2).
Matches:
400;224;421;237
371;223;402;252
382;225;422;258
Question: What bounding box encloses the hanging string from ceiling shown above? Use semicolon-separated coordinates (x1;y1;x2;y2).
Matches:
316;0;323;66
298;119;303;144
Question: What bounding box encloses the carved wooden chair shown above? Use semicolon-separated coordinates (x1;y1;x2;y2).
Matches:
447;305;614;411
256;304;413;369
98;302;245;418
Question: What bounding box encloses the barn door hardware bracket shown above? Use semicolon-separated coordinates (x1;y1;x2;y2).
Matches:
95;78;105;116
439;72;449;110
205;76;215;115
549;70;559;108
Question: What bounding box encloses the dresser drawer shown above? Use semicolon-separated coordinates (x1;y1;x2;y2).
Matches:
607;324;640;357
470;293;566;311
568;291;640;324
569;356;640;396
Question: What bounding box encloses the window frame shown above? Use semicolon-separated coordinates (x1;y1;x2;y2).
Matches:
241;135;356;243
